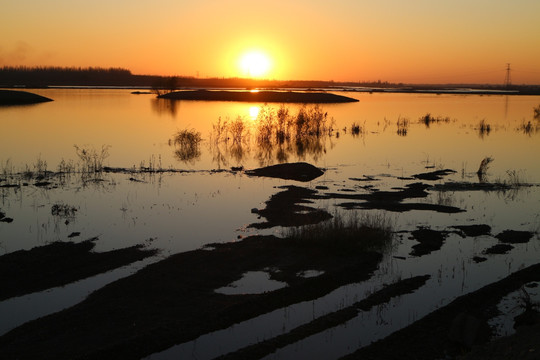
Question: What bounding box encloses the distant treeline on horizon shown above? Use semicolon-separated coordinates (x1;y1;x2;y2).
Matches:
1;66;537;91
0;65;395;89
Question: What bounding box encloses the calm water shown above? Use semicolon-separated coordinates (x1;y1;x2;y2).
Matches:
1;89;539;357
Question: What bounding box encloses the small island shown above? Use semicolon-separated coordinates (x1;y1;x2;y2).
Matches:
158;89;359;103
0;90;53;105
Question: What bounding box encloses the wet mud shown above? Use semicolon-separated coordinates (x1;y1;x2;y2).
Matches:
0;234;382;359
0;237;157;301
342;263;540;360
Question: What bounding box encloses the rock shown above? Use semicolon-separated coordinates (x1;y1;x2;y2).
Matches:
245;162;324;182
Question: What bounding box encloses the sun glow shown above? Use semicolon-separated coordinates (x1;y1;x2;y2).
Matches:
239;51;272;78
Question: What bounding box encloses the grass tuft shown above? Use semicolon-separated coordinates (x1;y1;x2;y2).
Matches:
285;211;394;253
170;129;203;163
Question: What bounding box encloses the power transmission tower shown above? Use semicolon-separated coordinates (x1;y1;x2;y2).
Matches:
504;63;511;88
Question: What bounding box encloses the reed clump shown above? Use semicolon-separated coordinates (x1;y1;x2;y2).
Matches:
396;116;409;136
477;156;494;182
477;119;491;138
170;129;203;163
419;113;451;128
518;120;539;136
74;144;110;173
285;211;394;253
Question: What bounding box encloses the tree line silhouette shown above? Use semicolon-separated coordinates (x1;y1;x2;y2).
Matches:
2;66;539;94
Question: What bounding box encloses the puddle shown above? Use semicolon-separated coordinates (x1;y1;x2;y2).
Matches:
215;271;287;295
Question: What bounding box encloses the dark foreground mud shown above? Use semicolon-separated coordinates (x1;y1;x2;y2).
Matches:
341;263;540;360
0;235;382;359
0;238;157;301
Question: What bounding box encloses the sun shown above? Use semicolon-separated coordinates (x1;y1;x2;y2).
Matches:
239;51;272;78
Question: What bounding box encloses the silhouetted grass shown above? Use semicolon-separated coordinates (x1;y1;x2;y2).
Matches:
396;116;409;136
74;144;110;173
170;129;202;163
477;119;492;138
285;211;394;253
477;156;494;182
419;113;451;128
518;120;539;135
351;122;365;137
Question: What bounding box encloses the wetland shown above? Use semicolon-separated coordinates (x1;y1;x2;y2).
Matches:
1;89;540;359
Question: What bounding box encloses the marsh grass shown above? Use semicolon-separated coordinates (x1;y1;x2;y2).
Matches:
170;129;203;163
285;211;394;253
477;156;494;182
396;116;409;136
518;120;539;136
419;113;451;128
350;121;366;137
534;104;540;120
209;104;335;167
74;144;110;173
477;119;492;138
51;202;78;219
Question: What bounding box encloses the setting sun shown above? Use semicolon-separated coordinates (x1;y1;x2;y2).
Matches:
239;51;272;78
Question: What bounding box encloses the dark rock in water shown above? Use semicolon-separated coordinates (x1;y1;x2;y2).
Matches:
484;243;514;255
246;162;324;182
495;230;534;244
410;228;447;256
472;256;487;263
412;169;456;181
0;90;53;105
452;224;492;237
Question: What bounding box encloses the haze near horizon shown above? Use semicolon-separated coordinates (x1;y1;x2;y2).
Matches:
1;0;540;84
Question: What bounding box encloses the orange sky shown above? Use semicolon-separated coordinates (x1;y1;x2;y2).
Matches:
2;0;540;84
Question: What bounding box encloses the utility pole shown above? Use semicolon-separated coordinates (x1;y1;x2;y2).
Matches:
504;63;511;88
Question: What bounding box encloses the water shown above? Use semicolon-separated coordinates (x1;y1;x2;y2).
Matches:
1;89;540;356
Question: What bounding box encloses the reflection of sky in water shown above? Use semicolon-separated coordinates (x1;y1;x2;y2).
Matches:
1;89;540;356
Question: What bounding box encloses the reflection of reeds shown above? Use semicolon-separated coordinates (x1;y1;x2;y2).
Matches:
285;211;394;253
477;119;491;138
396;116;409;136
208;104;335;167
419;113;451;128
170;129;202;163
534;104;540;120
518;120;539;136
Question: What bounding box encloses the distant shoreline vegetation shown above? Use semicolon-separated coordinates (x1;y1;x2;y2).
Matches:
1;66;540;95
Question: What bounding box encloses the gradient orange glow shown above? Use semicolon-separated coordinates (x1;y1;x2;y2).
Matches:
1;0;540;84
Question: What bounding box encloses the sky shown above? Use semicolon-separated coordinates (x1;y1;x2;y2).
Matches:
1;0;540;84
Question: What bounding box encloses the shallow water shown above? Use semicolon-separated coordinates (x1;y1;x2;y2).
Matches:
1;89;540;356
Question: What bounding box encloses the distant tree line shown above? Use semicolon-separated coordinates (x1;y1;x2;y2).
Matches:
0;66;403;89
0;66;136;87
1;66;538;92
